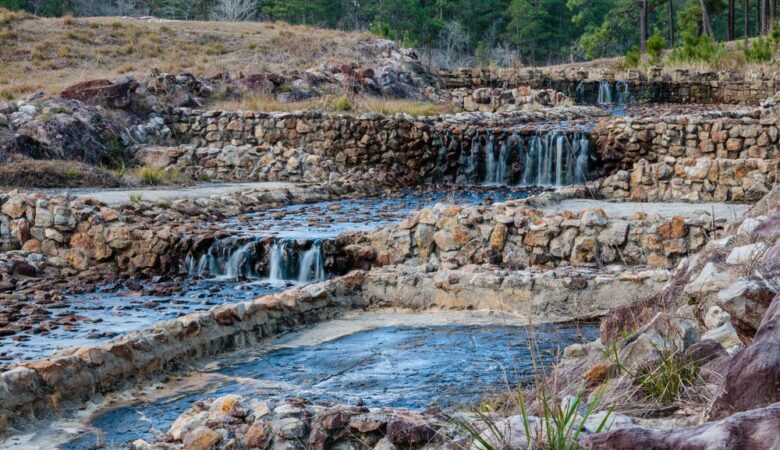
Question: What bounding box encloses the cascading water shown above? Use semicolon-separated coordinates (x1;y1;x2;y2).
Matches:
495;135;514;185
267;239;289;281
187;237;327;283
186;239;259;280
297;241;325;283
484;133;496;184
268;238;326;283
574;81;585;103
521;130;590;186
597;80;612;104
616;80;631;105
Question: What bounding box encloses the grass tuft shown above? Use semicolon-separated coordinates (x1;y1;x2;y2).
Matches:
133;166;183;185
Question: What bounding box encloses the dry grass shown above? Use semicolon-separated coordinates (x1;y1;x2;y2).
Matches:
213;93;455;116
0;157;122;188
0;10;379;100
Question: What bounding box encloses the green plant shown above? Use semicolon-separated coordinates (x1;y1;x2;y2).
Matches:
369;21;391;39
624;45;640;68
460;327;612;450
129;192;143;203
741;36;775;63
669;28;723;64
646;29;665;63
604;342;699;405
330;96;352;112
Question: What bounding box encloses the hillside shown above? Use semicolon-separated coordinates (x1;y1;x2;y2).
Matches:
0;11;390;100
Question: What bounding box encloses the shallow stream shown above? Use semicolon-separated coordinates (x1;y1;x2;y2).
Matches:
9;311;598;449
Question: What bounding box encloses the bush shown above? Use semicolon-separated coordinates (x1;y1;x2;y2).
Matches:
369;21;391;39
646;29;665;63
624;45;640;68
742;36;775;63
330;96;352;112
669;29;723;63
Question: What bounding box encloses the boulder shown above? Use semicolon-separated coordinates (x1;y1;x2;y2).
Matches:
708;293;780;419
61;78;138;109
717;277;778;342
587;402;780;449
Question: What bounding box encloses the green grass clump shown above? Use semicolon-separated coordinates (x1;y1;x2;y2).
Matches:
134;166;182;185
604;342;700;405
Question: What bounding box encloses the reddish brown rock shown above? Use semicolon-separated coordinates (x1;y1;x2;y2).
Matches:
386;416;437;446
707;293;780;420
60;78;137;109
587;402;780;449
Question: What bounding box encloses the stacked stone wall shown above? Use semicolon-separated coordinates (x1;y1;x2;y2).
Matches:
358;200;728;270
436;67;780;105
594;115;780;201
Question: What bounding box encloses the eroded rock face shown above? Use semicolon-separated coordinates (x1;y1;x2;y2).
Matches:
717;277;778;342
707;293;780;420
586;401;780;449
60;78;138;109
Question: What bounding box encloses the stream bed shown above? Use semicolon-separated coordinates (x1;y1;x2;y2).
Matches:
1;187;532;364
13;311;598;449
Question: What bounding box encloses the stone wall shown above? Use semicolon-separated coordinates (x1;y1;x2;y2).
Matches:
157;108;605;186
593;114;780;201
168;109;434;184
436;67;780;105
354;200;728;270
0;192;184;276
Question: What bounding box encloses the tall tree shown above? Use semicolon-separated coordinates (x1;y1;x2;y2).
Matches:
728;0;735;39
639;0;648;51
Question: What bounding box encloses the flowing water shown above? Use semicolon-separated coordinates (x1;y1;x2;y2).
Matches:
443;126;593;187
37;312;599;449
1;188;531;364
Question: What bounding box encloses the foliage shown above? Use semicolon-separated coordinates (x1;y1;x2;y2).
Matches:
669;28;723;63
646;29;665;63
741;36;775;63
6;0;780;66
134;166;181;185
460;327;612;450
604;342;700;405
624;45;640;67
463;385;612;449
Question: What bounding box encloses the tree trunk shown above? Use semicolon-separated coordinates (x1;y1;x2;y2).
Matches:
761;0;768;33
729;0;736;39
669;0;676;45
640;0;648;52
757;0;761;35
699;0;714;35
745;0;750;37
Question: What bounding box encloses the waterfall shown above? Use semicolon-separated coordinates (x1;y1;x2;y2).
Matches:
186;239;259;280
523;135;540;185
268;239;289;281
436;133;448;181
574;134;591;183
555;134;565;186
597;81;613;104
615;80;631;105
495;137;512;185
458;136;480;185
441;129;592;188
297;241;325;283
484;133;496;184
